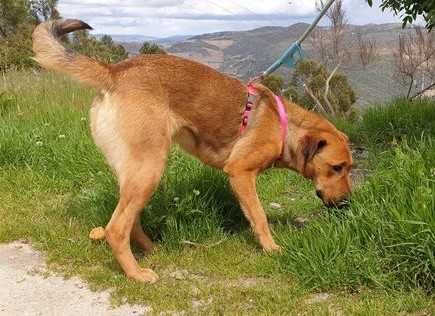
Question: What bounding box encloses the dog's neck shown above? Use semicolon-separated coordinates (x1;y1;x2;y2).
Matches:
277;100;331;172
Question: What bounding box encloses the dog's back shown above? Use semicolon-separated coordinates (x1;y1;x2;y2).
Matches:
33;20;246;145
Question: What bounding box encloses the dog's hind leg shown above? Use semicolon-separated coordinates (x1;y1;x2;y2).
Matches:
104;151;167;283
88;216;154;253
131;216;154;252
90;91;171;282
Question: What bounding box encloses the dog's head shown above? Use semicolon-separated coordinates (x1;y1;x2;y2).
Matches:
296;130;353;208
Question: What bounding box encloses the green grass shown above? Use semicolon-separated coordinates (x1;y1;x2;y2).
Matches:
278;139;435;292
334;98;435;146
0;71;434;314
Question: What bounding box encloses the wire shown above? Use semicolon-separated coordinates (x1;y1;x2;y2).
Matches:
227;1;258;15
202;0;237;15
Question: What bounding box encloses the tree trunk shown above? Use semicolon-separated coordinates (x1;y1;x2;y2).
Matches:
406;78;414;99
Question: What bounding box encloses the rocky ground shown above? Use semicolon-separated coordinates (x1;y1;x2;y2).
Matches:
0;241;150;316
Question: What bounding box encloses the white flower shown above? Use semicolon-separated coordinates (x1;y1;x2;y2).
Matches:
58;134;65;139
80;117;87;121
269;202;282;209
35;141;43;146
193;189;200;196
173;197;180;202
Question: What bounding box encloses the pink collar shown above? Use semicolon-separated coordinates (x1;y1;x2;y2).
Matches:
241;84;288;157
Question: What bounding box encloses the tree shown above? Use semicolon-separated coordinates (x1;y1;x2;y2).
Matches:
292;60;356;117
100;34;114;47
0;0;37;71
356;30;378;68
0;0;32;38
0;0;129;71
325;0;347;64
393;27;435;99
0;23;35;71
367;0;435;30
69;32;128;64
139;42;166;55
29;0;59;22
311;0;350;68
261;75;284;95
261;60;356;118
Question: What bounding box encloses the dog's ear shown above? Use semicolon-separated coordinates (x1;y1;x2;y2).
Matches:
296;134;327;177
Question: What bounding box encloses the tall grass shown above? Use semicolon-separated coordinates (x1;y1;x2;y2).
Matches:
278;138;435;292
334;98;435;146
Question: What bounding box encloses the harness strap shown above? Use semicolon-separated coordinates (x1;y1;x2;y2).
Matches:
242;84;288;158
274;94;288;147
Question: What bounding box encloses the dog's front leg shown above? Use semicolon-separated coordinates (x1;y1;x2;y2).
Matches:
228;171;281;253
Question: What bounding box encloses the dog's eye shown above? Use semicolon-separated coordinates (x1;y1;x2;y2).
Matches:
332;165;343;173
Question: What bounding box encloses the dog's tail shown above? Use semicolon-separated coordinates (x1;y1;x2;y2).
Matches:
32;19;112;90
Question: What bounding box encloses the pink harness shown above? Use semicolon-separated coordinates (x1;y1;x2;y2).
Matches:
240;84;288;157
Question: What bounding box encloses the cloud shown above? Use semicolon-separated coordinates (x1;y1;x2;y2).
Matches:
61;0;186;8
57;0;403;37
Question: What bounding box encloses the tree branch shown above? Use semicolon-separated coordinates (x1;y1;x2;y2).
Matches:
323;63;340;115
411;81;435;99
304;84;327;113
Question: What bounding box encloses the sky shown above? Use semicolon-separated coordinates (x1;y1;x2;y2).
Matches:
57;0;405;38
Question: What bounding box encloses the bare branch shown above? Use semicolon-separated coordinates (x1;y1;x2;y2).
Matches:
304;83;327;113
393;26;435;99
357;30;378;68
323;63;341;115
312;0;349;67
411;81;435;99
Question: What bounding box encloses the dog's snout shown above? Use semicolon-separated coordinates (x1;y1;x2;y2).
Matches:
315;190;323;199
325;198;350;209
336;199;350;209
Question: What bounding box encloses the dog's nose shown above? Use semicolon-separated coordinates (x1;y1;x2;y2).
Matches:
336;199;350;209
325;199;350;209
315;190;323;200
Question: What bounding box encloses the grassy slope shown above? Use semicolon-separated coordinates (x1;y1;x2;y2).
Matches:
0;71;434;314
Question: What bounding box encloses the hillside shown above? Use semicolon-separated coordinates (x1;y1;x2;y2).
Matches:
166;23;411;106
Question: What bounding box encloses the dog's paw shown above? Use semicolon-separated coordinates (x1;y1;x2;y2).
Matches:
129;268;159;283
89;226;106;241
262;242;282;254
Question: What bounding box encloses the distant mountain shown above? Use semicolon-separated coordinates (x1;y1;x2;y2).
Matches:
115;35;194;54
95;34;158;43
157;35;193;46
166;23;412;106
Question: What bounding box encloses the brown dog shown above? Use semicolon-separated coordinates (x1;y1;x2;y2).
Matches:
32;19;352;283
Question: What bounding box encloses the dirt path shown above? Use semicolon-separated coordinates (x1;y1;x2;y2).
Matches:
0;241;150;316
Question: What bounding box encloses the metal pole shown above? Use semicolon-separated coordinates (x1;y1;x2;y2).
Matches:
297;0;336;45
260;0;337;78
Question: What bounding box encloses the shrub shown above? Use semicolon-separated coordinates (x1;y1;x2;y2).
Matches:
139;42;166;55
261;60;356;118
0;23;35;72
292;59;356;116
69;31;128;64
261;75;284;95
